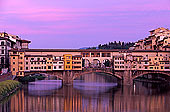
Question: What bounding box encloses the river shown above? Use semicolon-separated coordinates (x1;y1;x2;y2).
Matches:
0;73;170;112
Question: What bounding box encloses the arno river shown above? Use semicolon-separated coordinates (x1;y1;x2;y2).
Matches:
1;73;170;112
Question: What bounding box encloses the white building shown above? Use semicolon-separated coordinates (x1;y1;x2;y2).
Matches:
0;32;31;69
52;56;64;70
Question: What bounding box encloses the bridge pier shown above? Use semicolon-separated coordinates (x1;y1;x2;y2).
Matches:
122;70;133;85
62;71;74;86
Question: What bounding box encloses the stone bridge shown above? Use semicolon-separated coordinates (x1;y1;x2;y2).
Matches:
24;69;170;85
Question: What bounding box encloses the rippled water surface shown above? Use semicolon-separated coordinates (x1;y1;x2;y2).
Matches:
1;73;170;112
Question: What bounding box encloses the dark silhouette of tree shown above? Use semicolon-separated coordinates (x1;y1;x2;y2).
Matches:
86;41;135;49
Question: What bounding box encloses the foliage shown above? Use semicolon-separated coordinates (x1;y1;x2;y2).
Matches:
18;74;46;83
18;76;35;83
0;80;21;98
86;41;135;49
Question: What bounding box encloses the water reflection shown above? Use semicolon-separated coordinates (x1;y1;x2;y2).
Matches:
0;73;170;112
28;80;62;96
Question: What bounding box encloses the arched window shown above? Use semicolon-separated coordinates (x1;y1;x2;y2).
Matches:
1;57;4;64
1;41;4;46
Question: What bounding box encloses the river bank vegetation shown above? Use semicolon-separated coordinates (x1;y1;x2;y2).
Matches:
18;74;46;83
0;80;21;101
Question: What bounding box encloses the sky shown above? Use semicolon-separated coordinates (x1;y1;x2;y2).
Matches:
0;0;170;48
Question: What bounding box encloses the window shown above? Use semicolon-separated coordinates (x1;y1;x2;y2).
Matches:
48;66;51;69
26;62;28;64
13;51;17;54
20;67;23;70
13;62;15;64
1;57;4;64
26;67;28;70
37;58;40;61
31;58;34;60
66;66;70;68
59;62;63;64
26;57;28;60
1;41;4;45
31;67;33;69
150;67;153;69
13;57;15;59
165;67;169;69
54;66;56;69
31;62;33;64
59;66;62;68
1;50;4;54
13;68;15;71
67;62;70;64
145;67;148;69
107;53;111;57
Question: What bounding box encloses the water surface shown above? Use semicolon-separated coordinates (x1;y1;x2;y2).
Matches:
0;73;170;112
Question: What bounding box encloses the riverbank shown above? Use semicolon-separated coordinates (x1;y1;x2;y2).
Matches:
0;80;22;101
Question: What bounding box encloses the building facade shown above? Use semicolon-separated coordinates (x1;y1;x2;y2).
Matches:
0;32;31;69
9;49;170;76
134;27;170;51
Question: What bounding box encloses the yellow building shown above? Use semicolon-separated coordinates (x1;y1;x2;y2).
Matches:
18;52;25;76
10;51;19;76
63;54;72;70
10;50;25;76
46;55;53;71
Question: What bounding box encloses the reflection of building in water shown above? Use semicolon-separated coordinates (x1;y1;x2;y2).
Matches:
1;82;170;112
0;85;114;112
76;72;117;83
113;82;170;112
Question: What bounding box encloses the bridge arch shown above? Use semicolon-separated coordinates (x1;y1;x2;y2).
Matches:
24;71;64;80
132;71;170;80
73;71;122;80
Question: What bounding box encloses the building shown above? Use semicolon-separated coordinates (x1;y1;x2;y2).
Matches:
0;32;31;69
9;49;170;77
9;49;83;76
134;27;170;51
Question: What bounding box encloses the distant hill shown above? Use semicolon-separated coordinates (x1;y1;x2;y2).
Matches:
81;41;135;49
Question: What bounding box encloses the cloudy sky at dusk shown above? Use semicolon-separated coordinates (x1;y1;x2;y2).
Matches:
0;0;170;48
